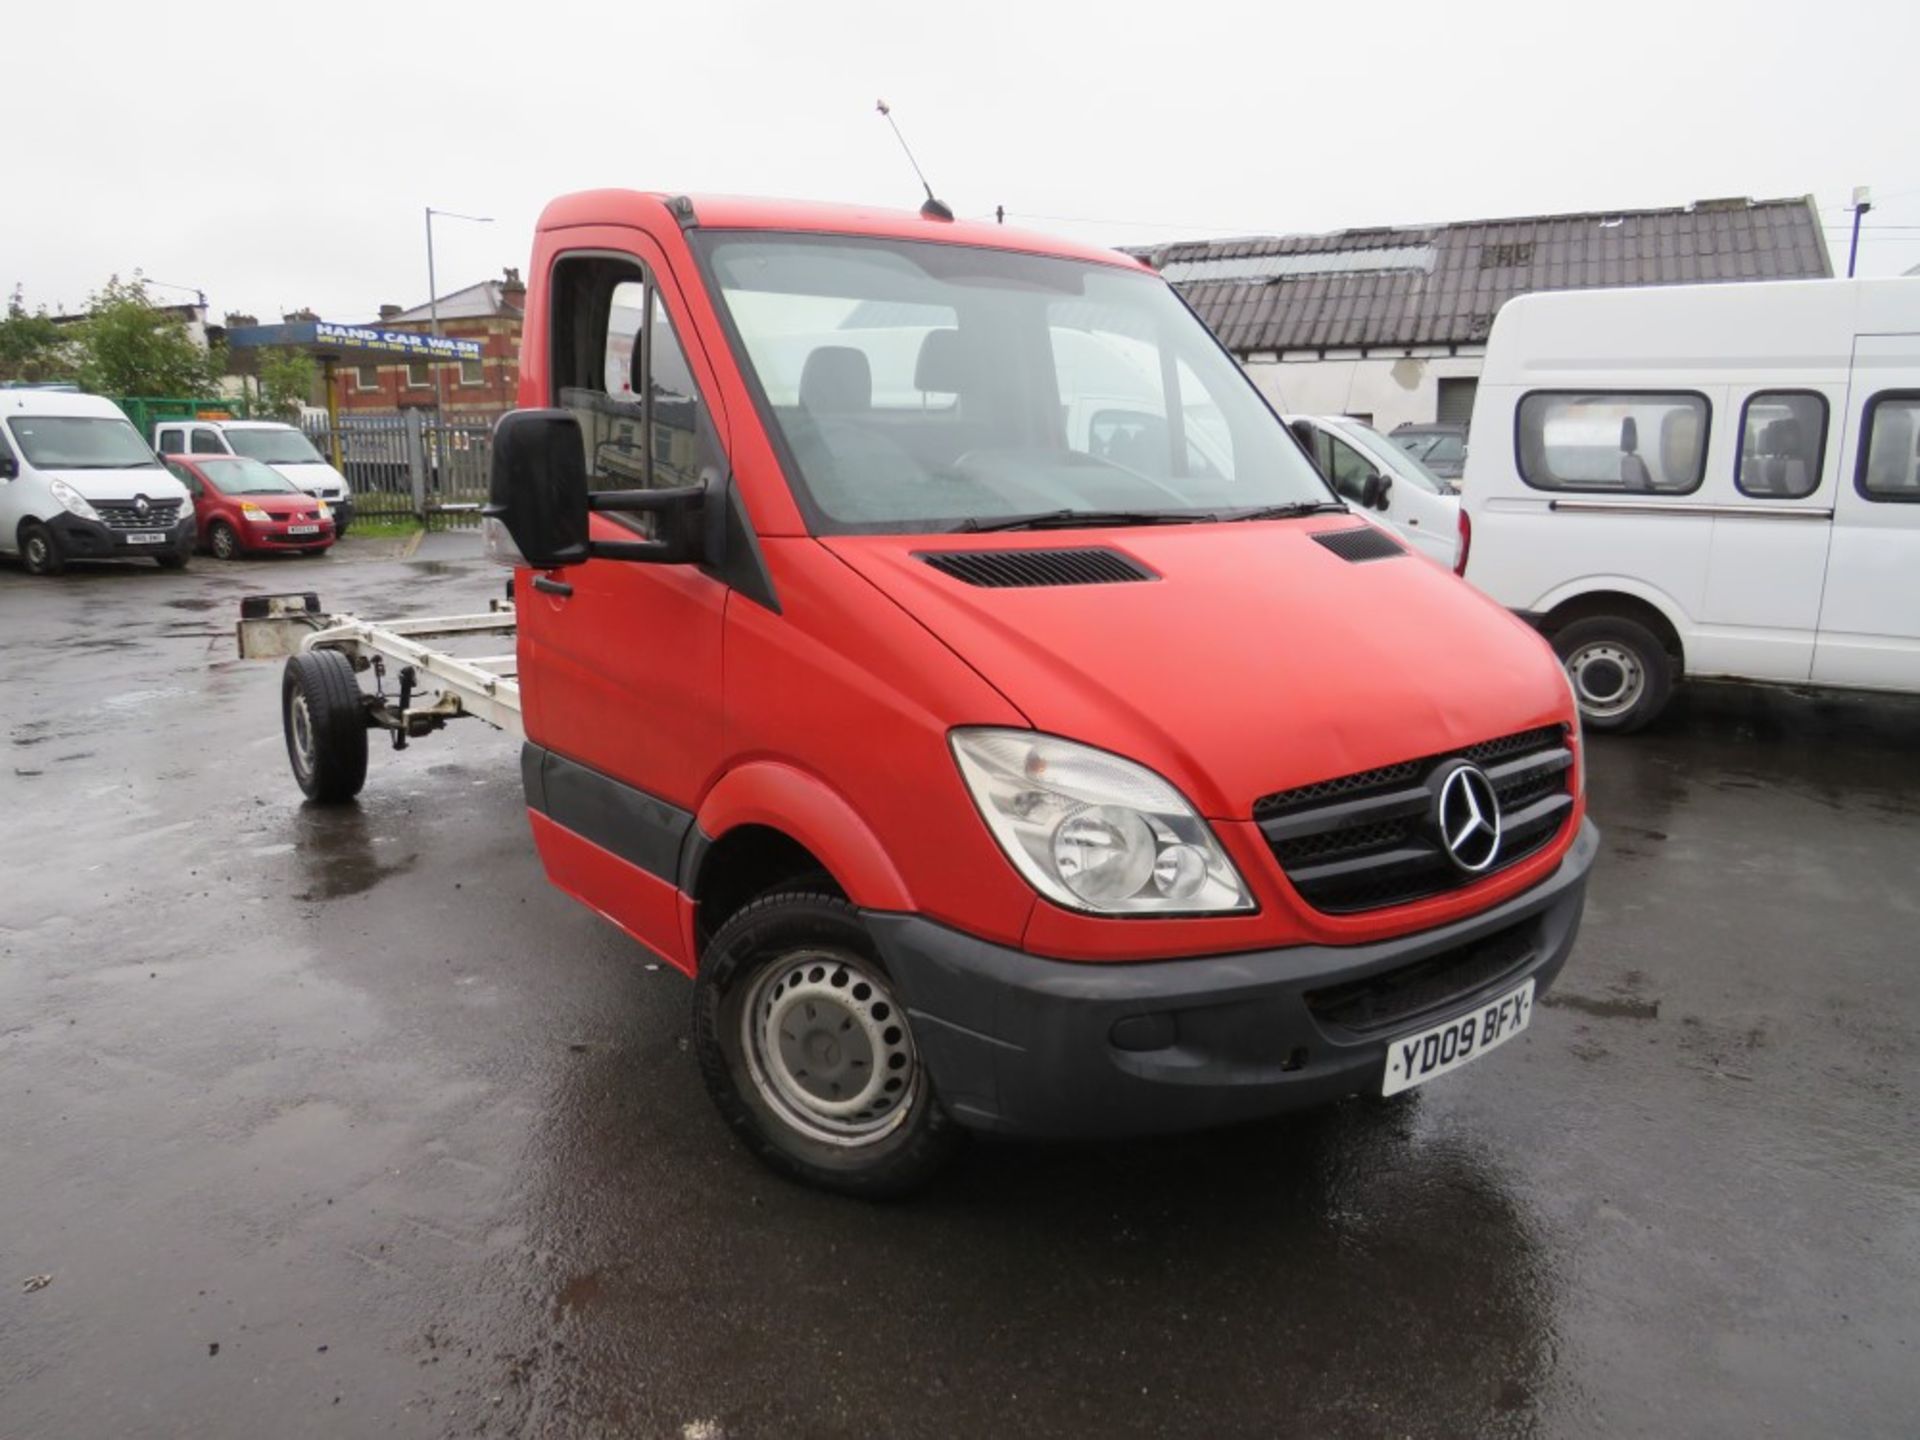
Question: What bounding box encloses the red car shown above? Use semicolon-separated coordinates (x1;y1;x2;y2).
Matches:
162;455;336;558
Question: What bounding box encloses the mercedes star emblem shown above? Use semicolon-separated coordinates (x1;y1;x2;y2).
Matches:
1435;762;1502;873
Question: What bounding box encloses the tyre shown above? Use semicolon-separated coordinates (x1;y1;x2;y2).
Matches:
20;522;65;576
209;521;241;561
281;649;369;802
693;891;962;1198
1552;615;1675;733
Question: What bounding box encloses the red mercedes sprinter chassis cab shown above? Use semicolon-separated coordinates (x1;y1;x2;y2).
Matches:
289;191;1597;1194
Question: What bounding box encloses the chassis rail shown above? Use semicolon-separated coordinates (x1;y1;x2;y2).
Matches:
237;591;523;740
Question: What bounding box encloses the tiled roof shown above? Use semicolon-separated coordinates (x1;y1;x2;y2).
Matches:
384;280;522;325
1136;196;1832;353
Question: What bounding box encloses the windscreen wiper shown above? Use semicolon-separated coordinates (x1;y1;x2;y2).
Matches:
954;508;1218;534
1225;500;1350;521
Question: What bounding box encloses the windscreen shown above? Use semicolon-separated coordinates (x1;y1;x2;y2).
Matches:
201;457;301;495
225;428;324;465
8;416;158;469
698;234;1332;532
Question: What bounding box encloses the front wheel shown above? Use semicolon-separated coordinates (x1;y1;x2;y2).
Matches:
209;522;241;561
1552;615;1674;733
693;891;961;1197
20;522;65;576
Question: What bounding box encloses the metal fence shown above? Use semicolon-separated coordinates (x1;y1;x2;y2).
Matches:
302;410;502;529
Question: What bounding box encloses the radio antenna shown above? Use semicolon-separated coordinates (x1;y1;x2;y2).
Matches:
875;100;953;222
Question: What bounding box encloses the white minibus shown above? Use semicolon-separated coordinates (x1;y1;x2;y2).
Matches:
1461;277;1920;730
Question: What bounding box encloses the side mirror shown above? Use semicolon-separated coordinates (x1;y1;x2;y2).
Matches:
486;410;590;568
0;455;16;481
485;408;708;569
1360;471;1393;510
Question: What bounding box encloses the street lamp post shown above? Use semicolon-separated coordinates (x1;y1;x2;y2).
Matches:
423;206;494;421
1847;186;1873;280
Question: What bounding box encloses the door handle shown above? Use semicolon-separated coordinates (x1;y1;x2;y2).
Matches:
532;574;573;597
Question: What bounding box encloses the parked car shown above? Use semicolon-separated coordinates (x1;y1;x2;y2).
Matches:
150;419;355;533
161;454;336;558
1460;275;1920;731
431;189;1596;1194
0;389;196;575
1389;423;1468;484
1287;414;1463;567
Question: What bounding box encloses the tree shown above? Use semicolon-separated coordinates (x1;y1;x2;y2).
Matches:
73;274;221;397
0;286;67;384
257;349;318;419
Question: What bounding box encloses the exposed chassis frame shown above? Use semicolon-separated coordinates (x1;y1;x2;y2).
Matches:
236;591;523;741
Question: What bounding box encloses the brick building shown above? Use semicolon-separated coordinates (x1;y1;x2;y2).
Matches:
334;268;525;415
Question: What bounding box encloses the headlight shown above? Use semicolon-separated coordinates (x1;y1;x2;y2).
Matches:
951;729;1253;915
240;503;272;523
1557;663;1586;795
49;480;99;521
316;501;332;519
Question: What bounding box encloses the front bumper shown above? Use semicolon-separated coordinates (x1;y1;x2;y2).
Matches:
46;511;195;561
870;818;1598;1138
243;518;336;550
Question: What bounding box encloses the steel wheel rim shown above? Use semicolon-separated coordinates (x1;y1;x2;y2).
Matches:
289;691;315;779
741;948;918;1148
1566;641;1644;720
25;534;47;569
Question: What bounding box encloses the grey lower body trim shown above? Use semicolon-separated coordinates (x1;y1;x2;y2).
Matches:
520;742;694;884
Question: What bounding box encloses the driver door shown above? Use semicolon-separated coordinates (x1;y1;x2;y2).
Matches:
518;236;731;968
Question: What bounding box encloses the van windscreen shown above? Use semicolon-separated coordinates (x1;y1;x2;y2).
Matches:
7;416;158;470
697;234;1333;533
225;428;324;465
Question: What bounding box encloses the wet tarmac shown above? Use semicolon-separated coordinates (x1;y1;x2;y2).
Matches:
2;538;1917;1438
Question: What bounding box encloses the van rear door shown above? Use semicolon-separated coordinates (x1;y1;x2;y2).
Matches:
1813;335;1920;691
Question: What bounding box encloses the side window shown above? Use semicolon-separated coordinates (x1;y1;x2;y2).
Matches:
158;427;184;454
552;256;726;527
1857;393;1920;502
0;426;18;472
1516;391;1710;494
458;357;484;387
406;360;431;389
164;461;201;495
1322;434;1378;501
355;364;379;390
190;429;228;455
1736;391;1826;499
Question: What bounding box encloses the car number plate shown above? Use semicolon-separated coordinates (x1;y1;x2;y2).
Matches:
1381;978;1534;1096
125;532;167;545
286;525;320;535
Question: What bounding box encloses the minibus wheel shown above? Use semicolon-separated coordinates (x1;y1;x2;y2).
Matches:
694;890;961;1197
20;522;65;576
281;650;369;802
1552;616;1673;733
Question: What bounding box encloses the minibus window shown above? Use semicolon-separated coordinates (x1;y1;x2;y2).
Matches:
1736;392;1827;500
1858;394;1920;501
697;233;1333;533
1516;391;1709;495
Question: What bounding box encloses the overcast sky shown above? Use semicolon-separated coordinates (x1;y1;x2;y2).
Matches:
11;0;1918;323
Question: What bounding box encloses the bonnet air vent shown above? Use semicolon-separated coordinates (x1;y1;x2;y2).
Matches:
917;548;1157;588
1312;526;1406;562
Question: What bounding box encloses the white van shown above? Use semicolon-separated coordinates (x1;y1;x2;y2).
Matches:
1461;277;1920;731
1287;414;1462;568
152;419;355;533
0;391;197;575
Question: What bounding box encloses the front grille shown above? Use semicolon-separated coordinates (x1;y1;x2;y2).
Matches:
916;547;1157;588
96;500;183;530
1255;726;1574;913
1306;918;1540;1035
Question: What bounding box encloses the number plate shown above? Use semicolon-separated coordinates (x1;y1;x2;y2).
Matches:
125;532;167;545
286;525;320;535
1381;978;1534;1096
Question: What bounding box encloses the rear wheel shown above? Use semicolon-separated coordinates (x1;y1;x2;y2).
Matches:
1552;615;1674;733
281;649;368;802
20;522;64;576
209;522;241;561
693;891;961;1198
